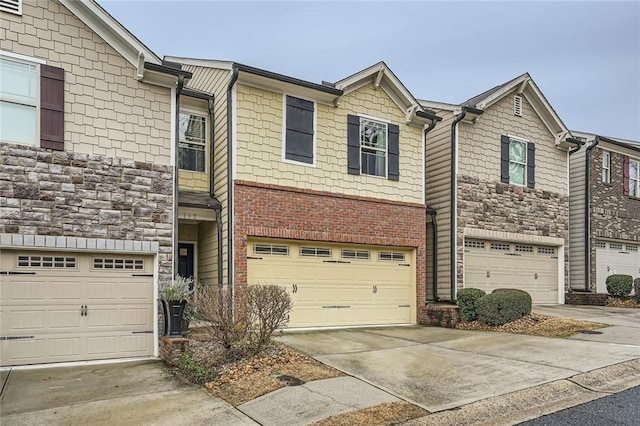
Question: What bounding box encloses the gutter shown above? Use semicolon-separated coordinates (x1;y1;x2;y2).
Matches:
423;118;440;302
567;137;585;156
173;75;185;278
583;138;600;292
449;109;467;302
234;63;342;96
226;66;240;290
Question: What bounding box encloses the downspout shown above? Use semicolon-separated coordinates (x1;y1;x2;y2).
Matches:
207;98;224;289
173;75;185;278
449;109;467;302
423;120;438;303
583;138;600;292
226;67;239;289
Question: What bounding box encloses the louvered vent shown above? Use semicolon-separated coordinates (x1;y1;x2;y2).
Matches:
514;95;522;117
0;0;22;15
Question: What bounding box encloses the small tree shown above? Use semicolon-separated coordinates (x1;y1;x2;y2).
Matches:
245;284;293;355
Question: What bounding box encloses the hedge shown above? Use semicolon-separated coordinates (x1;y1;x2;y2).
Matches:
457;288;486;321
476;289;532;326
606;275;633;298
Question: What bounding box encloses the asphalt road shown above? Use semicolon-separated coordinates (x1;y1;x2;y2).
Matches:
518;385;640;425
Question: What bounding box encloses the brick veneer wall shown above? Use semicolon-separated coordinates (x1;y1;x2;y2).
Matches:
457;175;569;288
589;148;640;290
0;143;174;279
233;181;430;323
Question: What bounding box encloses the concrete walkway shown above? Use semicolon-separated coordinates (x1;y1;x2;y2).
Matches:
267;306;640;424
0;360;256;426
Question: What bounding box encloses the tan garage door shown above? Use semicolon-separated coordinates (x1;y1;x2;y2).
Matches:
595;241;640;294
464;240;559;304
0;250;154;366
247;239;415;328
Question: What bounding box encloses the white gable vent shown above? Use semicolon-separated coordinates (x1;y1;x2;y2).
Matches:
0;0;21;15
514;95;522;117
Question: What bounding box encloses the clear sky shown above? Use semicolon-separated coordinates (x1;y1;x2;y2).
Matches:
101;0;640;141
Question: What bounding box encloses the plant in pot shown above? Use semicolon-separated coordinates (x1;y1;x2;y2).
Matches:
160;275;193;337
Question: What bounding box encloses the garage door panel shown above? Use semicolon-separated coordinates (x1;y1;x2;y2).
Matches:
596;242;640;294
1;250;154;366
464;240;559;304
248;240;414;328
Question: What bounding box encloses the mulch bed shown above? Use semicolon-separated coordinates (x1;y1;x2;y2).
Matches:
607;296;640;308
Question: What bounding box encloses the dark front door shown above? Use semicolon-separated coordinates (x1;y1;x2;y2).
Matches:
178;243;194;288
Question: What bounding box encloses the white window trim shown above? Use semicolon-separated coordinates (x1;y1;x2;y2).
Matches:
630;159;640;198
358;115;389;179
0;52;42;146
178;107;208;174
508;137;527;187
281;93;317;168
602;151;610;183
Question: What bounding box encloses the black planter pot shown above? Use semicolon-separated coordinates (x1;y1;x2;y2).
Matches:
161;299;187;337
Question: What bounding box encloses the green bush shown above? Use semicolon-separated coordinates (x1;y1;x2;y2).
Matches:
634;278;640;302
606;275;633;298
457;288;486;321
476;289;532;326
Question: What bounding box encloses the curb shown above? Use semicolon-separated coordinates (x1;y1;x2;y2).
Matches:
401;358;640;426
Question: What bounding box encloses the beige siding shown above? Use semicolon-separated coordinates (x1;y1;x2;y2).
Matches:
458;92;568;195
178;224;198;241
181;65;231;283
197;221;218;285
1;0;172;164
425;110;455;300
569;145;588;288
234;82;425;203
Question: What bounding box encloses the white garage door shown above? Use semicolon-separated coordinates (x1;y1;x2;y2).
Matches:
0;250;155;367
464;240;559;304
246;239;415;328
595;241;640;294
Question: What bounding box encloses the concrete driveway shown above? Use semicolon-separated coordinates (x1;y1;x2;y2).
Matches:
0;360;255;426
276;309;640;413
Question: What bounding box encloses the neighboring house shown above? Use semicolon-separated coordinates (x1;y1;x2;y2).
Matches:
165;57;441;328
0;0;191;366
568;132;640;295
421;73;580;305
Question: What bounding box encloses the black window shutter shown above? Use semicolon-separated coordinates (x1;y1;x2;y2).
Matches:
388;124;399;181
40;64;65;151
527;142;535;189
500;135;509;184
285;96;314;164
347;114;360;175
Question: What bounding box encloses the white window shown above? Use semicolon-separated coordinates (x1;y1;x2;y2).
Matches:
254;244;289;256
379;252;406;262
299;247;331;257
630;159;639;197
360;118;387;177
178;112;206;172
602;151;610;183
0;56;39;145
509;139;527;186
341;249;370;260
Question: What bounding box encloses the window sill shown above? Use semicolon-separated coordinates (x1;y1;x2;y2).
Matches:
282;158;316;168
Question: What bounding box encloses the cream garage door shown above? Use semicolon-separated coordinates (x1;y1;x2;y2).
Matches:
246;239;415;328
595;241;640;294
464;240;559;304
0;250;155;367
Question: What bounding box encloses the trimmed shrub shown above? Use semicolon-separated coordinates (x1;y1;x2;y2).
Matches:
476;289;532;326
606;274;633;298
635;278;640;302
457;288;486;321
491;289;533;316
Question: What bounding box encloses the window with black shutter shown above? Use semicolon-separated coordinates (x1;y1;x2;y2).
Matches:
40;64;65;151
347;115;398;179
500;135;535;188
284;95;314;164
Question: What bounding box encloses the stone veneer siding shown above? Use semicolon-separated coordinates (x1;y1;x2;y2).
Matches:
457;175;569;288
588;148;640;290
0;143;173;280
233;181;429;323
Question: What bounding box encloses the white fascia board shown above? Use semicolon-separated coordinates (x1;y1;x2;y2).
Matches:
60;0;161;67
164;56;234;70
419;100;461;113
237;72;338;106
524;82;570;136
475;75;528;110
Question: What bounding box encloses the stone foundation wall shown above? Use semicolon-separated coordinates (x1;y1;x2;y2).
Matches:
457;175;569;289
0;143;174;280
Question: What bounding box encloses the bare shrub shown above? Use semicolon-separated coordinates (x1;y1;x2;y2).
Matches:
192;283;292;358
245;284;293;355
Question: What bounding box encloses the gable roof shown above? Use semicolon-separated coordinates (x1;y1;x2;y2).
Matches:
334;62;436;125
420;73;575;148
59;0;189;86
166;57;440;126
572;131;640;153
